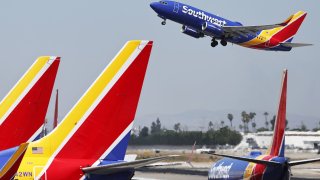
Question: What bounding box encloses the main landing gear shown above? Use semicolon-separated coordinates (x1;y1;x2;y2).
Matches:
210;38;228;48
220;39;227;46
161;19;166;25
211;39;218;47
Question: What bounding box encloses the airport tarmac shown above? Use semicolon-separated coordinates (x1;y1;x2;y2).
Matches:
134;172;205;180
133;171;320;180
134;171;320;180
128;148;320;180
133;161;320;180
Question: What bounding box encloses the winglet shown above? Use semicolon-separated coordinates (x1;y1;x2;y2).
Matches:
267;69;287;157
279;15;294;26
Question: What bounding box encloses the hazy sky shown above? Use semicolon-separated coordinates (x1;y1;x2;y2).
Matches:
0;0;319;126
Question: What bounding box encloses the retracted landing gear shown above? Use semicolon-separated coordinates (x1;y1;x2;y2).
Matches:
211;38;218;48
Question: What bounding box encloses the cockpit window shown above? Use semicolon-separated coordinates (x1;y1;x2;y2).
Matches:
159;1;168;5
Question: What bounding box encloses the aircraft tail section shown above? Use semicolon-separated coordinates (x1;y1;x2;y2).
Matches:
21;40;153;179
53;89;59;129
266;70;287;157
0;56;60;151
274;11;307;43
0;143;29;179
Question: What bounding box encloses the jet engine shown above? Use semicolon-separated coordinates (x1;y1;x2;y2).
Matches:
202;22;224;37
181;25;204;39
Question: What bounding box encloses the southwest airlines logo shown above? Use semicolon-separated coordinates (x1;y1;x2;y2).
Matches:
182;6;227;27
208;162;233;179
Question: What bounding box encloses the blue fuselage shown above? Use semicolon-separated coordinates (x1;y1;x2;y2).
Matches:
208;153;289;180
150;0;292;51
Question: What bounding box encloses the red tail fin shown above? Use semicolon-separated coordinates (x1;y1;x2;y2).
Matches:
0;57;60;150
53;89;59;129
267;70;287;157
274;11;307;42
25;41;153;179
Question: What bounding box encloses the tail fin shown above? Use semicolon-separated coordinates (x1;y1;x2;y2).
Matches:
53;89;59;129
266;70;287;157
23;41;153;179
0;56;60;150
274;11;307;43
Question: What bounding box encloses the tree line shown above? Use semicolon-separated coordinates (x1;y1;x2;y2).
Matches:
215;111;318;133
129;118;242;146
130;111;320;146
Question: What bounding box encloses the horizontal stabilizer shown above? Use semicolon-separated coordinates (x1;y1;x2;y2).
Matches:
210;153;282;167
289;158;320;166
82;155;179;175
280;42;313;48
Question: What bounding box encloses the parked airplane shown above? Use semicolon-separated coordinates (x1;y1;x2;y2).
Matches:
0;56;60;151
150;1;311;51
0;40;174;180
208;70;320;180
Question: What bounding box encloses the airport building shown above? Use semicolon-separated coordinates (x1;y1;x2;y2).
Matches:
235;131;320;151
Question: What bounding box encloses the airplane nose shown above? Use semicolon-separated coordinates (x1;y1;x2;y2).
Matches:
150;2;159;11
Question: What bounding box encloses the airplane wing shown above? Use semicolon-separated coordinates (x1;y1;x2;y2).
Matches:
289;158;320;166
223;24;283;37
210;153;282;167
82;155;179;175
280;42;313;48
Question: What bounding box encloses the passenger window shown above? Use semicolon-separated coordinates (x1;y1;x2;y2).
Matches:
159;1;168;5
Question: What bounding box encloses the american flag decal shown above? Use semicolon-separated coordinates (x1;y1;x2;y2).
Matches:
32;147;43;154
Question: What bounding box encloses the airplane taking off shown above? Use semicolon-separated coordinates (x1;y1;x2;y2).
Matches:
0;56;60;151
150;1;312;51
0;40;174;180
208;70;320;180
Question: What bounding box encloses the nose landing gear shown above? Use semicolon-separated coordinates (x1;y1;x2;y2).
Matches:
161;19;166;25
